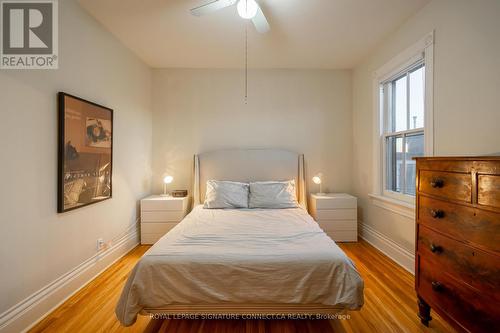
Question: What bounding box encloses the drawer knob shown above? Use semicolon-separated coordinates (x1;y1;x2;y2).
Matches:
430;244;442;253
431;281;444;292
430;209;445;219
430;178;444;188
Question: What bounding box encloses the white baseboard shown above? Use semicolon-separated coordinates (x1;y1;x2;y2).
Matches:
0;225;139;333
359;223;415;274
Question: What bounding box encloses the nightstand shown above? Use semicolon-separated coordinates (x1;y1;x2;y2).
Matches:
140;195;189;245
309;193;358;242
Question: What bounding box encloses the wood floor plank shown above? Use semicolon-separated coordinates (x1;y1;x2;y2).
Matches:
29;240;455;333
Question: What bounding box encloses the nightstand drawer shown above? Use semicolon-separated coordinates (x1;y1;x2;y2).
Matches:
141;197;188;211
315;197;357;210
140;233;164;245
141;210;185;222
141;222;178;234
324;230;357;242
316;209;356;220
319;220;357;231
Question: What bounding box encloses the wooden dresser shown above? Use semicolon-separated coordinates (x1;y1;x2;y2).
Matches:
415;157;500;332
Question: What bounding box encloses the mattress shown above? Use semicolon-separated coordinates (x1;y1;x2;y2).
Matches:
116;206;364;326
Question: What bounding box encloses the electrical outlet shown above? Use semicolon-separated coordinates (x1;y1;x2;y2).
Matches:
97;238;105;251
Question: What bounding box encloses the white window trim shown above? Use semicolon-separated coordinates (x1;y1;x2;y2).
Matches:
371;31;434;216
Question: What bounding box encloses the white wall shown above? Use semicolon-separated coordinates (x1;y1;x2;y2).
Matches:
151;69;353;197
352;0;500;261
0;0;152;330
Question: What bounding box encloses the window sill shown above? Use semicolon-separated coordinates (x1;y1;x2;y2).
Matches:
368;193;415;219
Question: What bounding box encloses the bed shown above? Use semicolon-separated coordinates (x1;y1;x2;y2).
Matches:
116;149;364;326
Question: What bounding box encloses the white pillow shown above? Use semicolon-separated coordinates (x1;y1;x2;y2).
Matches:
203;180;249;209
249;180;299;209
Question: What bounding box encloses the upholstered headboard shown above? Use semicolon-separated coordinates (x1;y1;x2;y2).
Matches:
193;149;307;209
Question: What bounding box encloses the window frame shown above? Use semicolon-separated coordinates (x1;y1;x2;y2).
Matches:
370;32;434;212
381;62;425;203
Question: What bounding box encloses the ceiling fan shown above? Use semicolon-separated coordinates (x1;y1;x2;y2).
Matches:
190;0;270;33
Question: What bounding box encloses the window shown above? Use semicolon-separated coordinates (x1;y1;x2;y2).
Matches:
382;63;425;199
371;32;434;210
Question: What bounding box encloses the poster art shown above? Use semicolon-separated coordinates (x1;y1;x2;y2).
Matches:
58;92;113;212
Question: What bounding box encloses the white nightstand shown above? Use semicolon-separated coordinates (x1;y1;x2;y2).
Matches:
309;193;358;242
140;195;189;245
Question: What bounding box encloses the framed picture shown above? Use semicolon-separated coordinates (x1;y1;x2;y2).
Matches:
58;92;113;213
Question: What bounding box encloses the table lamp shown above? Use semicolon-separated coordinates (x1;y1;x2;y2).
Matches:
161;175;173;197
312;173;325;195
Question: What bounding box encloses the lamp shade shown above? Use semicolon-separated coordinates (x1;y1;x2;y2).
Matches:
312;173;325;195
163;175;173;184
312;176;322;184
237;0;258;19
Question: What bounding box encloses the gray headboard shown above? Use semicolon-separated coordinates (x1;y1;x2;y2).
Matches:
193;149;307;209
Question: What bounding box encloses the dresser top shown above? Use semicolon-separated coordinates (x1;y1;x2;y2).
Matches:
142;195;188;201
414;156;500;161
310;193;356;200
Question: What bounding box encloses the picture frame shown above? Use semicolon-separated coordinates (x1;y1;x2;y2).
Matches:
57;92;113;213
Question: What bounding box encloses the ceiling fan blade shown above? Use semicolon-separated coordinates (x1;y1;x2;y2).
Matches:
252;5;270;33
190;0;237;16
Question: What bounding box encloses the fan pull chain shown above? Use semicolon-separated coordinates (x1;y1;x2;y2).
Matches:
245;23;248;104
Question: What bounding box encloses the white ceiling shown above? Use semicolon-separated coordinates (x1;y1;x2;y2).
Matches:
79;0;430;69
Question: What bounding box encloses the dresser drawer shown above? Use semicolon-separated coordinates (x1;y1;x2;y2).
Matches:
418;170;471;203
417;256;500;332
316;209;356;220
418;196;500;252
417;225;500;297
141;210;185;222
478;174;500;209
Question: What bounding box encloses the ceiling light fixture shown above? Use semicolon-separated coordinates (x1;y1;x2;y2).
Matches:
237;0;258;19
191;0;270;103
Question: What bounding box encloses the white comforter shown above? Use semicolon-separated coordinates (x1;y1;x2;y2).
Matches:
116;206;364;326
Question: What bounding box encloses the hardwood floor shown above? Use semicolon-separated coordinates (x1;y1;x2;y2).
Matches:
29;240;455;333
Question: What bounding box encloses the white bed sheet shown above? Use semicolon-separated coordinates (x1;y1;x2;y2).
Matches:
116;206;364;326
